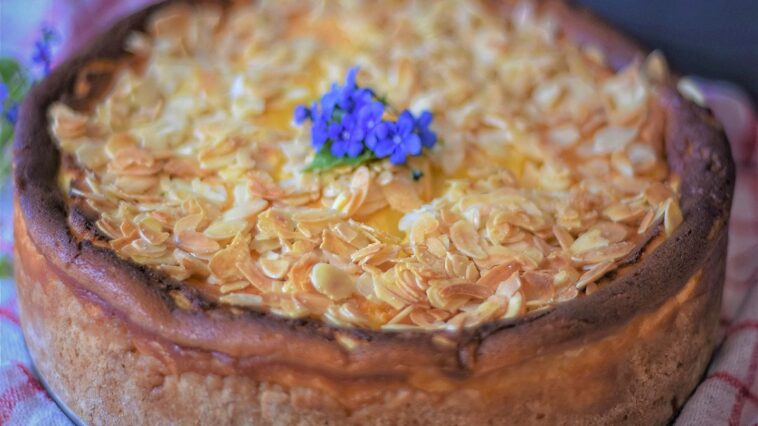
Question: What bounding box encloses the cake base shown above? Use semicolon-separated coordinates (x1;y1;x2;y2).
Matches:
27;357;86;426
14;200;726;425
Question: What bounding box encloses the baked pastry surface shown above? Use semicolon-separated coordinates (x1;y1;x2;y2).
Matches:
14;0;734;424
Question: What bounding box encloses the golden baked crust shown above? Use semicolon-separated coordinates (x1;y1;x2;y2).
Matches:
14;202;727;424
13;0;735;424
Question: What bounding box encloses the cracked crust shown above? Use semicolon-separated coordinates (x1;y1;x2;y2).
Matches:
13;0;735;424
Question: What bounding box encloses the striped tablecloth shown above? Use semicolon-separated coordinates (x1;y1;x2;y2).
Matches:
0;2;756;424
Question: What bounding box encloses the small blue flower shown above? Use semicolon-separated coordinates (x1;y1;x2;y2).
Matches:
338;68;374;112
328;114;366;158
357;101;384;136
311;118;329;150
294;105;311;124
0;83;7;105
319;83;342;118
294;67;435;168
345;67;359;89
371;110;422;165
0;83;19;125
30;26;59;76
5;104;19;125
414;111;437;148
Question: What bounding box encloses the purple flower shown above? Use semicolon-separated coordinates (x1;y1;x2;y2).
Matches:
414;111;437;148
0;83;7;105
0;83;18;125
294;67;435;167
328;114;365;158
371;111;422;165
31;26;59;76
320;83;341;118
358;101;385;136
5;105;18;125
294;105;311;124
311;118;329;150
338;67;374;112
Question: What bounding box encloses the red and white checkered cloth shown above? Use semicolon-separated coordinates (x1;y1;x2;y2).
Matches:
0;2;756;424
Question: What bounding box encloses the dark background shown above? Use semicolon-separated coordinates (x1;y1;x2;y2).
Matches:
576;0;758;103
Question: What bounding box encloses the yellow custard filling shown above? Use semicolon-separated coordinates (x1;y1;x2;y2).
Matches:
50;0;681;331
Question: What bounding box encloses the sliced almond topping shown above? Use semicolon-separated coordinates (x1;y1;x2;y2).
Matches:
575;261;614;290
49;0;681;329
310;263;355;301
663;197;683;237
259;257;291;280
450;219;487;259
476;262;520;288
176;230;220;255
439;283;493;300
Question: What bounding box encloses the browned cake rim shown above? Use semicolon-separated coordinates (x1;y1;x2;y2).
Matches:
14;0;734;367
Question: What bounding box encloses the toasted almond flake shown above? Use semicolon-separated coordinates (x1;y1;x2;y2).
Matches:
496;273;522;298
677;77;706;107
248;170;286;200
638;208;656;234
570;228;608;255
220;281;251;293
291;208;342;223
50;103;89;138
219;293;262;308
343;166;371;217
174;213;203;235
170;291;193;310
259;257;291;280
204;220;247;240
237;258;278;293
176;230;220;255
575;261;614;290
663;197;683;236
604;202;646;224
521;271;555;302
310;263;355;301
573;241;635;264
476;262;520;288
627;143;657;174
592;222;628;243
208;238;247;282
137;216;169;245
439;283;493;300
552;225;574;251
503;291;524;319
387;305;415;325
293;292;331;315
592;126;637;154
450;219;487;259
374;272;410;310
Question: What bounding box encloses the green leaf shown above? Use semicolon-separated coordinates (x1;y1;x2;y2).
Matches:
0;58;30;184
305;146;377;172
0;120;12;146
0;256;12;277
0;57;29;102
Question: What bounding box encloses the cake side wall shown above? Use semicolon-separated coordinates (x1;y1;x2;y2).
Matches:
13;198;725;426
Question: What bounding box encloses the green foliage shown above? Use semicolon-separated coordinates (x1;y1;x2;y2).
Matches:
305;144;377;172
0;256;12;277
0;57;30;184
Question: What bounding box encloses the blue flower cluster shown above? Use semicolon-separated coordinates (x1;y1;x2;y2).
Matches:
0;83;17;125
294;67;437;166
31;26;59;76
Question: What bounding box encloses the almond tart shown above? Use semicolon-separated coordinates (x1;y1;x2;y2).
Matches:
13;0;734;424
